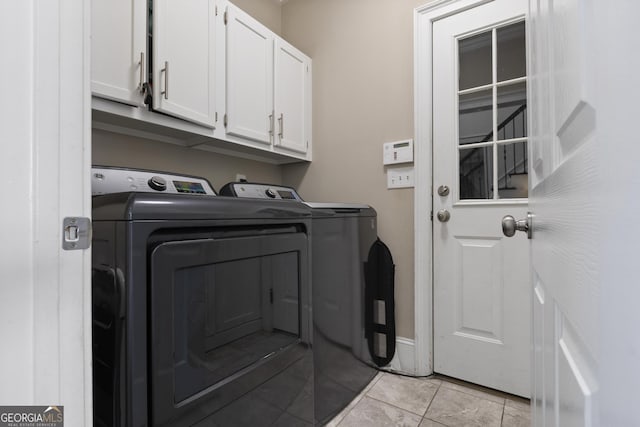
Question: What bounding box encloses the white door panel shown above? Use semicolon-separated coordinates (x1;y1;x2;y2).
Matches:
2;0;92;422
525;0;640;425
432;0;530;397
91;0;146;105
226;5;273;145
529;0;597;424
153;0;216;127
274;39;309;154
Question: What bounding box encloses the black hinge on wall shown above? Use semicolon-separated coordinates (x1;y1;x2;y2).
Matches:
215;5;217;16
224;114;228;127
269;288;274;304
430;211;433;221
224;11;228;25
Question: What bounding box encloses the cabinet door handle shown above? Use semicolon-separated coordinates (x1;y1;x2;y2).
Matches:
138;52;145;92
278;113;284;140
268;112;274;137
161;61;169;100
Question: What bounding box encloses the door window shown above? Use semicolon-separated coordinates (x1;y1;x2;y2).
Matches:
458;20;528;200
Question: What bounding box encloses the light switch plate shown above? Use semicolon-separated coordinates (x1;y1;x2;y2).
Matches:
387;166;415;189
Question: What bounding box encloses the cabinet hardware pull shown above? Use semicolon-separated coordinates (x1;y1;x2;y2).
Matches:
278;113;284;140
268;112;274;137
138;52;145;92
161;61;169;100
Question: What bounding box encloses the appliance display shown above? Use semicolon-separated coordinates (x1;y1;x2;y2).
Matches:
91;167;313;427
172;180;207;194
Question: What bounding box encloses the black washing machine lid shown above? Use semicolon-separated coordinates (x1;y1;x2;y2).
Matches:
92;192;311;221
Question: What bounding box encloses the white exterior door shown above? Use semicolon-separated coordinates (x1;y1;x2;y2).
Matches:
528;1;640;425
225;4;274;145
274;38;310;155
432;0;530;397
153;0;216;127
91;0;146;106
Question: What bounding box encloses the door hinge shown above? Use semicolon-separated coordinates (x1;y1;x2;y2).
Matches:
269;288;274;304
224;10;228;25
215;5;218;16
62;217;91;250
215;111;218;122
430;211;433;221
223;113;228;127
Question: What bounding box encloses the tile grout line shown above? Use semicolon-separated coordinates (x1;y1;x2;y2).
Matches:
438;381;507;406
423;381;442;415
337;373;526;427
362;390;438;419
363;373;444;419
421;382;454;427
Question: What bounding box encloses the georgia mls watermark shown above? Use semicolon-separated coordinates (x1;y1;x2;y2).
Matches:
0;406;63;427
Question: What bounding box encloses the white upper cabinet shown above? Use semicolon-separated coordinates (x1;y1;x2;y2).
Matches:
225;5;274;145
224;2;312;158
91;0;146;106
91;0;311;162
274;38;311;155
152;0;216;128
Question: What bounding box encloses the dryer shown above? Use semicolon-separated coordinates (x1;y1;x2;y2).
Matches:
219;182;380;425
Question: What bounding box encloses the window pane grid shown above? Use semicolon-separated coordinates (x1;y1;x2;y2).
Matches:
457;20;527;201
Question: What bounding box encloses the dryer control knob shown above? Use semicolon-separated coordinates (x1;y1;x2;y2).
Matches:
265;188;277;198
148;176;167;191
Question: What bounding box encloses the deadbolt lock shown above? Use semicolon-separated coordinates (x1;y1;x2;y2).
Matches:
437;185;450;197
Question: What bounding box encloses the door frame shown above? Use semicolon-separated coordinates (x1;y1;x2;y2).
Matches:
413;0;497;376
1;0;92;421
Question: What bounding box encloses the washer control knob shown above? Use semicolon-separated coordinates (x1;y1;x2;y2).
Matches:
148;176;167;191
265;188;277;198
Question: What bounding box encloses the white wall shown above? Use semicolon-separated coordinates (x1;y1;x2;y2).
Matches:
231;0;282;34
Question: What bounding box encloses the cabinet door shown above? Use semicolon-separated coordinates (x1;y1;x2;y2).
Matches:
274;39;311;155
91;0;146;106
153;0;216;127
226;5;273;145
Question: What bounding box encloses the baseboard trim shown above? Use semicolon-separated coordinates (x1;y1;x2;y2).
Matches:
380;337;417;376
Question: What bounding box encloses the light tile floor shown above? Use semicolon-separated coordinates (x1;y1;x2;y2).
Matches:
327;372;531;427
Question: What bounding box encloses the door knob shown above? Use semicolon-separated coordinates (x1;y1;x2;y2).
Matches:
502;213;533;239
437;210;450;222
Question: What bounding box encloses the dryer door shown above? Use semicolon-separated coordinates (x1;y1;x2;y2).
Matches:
149;232;309;425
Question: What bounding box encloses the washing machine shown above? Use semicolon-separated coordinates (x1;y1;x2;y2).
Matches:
219;182;380;425
91;167;313;427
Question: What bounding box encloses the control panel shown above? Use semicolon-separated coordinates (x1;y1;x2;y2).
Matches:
91;166;216;196
219;182;303;201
